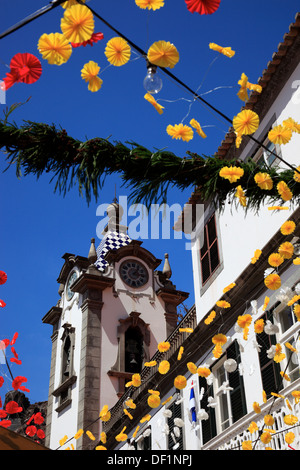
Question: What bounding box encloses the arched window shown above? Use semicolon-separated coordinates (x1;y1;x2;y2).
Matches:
125;327;144;373
62;335;71;381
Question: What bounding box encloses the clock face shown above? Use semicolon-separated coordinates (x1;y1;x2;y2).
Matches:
120;260;148;288
66;271;78;301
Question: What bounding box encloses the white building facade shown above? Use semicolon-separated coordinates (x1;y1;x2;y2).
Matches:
106;12;300;451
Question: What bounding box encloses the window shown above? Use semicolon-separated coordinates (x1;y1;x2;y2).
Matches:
167;400;184;450
199;341;246;444
277;304;300;384
256;311;282;398
251;134;281;169
125;326;144;373
134;427;151;450
200;213;220;286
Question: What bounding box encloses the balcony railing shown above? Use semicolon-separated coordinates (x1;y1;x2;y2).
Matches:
202;378;300;450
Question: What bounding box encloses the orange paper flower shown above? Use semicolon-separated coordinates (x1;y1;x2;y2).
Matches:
254;172;273;190
273;343;285;363
174;375;187;390
157;341;170;352
268;253;284;268
278;241;294;259
268;125;292;145
209;42;235;58
158;360;170;374
264;273;281;290
277;181;293;201
190;118;207;138
38;32;72;65
233;109;259;136
135;0;164;10
81;61;103;92
144;93;164;114
204;310;216;325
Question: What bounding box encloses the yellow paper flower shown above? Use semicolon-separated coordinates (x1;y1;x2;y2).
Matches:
157;341;170;352
253;402;261;414
204;310;216;325
282;117;300;133
187;362;198;374
237;314;252;329
144;360;157;367
174;375;187;390
177;346;184;360
166;123;193;142
86;430;95;440
261;431;272;444
235;185;247;207
251;249;262;264
241;440;253;450
74;429;84;439
280;220;296;235
161;395;173;406
148;394;161;408
287;295;300;306
254;318;264;334
277;181;293;201
95;445;107;450
294;304;300;321
115;430;127;442
223;283;236;294
233;109;259;136
263;390;267;403
268;253;284;268
219;166;244;183
100;431;106;444
283;414;298;426
158;360;170;374
291;390;300;404
237;73;249;101
81;61;103;92
60;4;94;43
248;421;258;433
209;43;235;58
147;40;179;68
125;398;136;409
285;432;295;444
62;0;86;8
268;206;289;211
197;366;211;378
264;414;275;426
190;118;207;138
285;342;298;353
179;328;194;333
294;166;300;183
268;125;292;145
280;370;291;381
274;343;285;363
216;300;231;309
59;435;68;446
123;408;133;419
125;373;141;388
38;32;72;65
264;273;281;291
105;37;131;66
293;258;300;265
132;425;140;438
278;241;294;259
144;93;164;114
262;296;270;312
212;334;227;358
135;0;164;10
140;414;151;423
254;172;273;190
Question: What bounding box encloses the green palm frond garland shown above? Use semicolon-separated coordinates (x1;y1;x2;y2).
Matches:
0;111;299;210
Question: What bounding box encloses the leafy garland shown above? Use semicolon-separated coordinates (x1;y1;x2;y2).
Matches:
0;111;299;211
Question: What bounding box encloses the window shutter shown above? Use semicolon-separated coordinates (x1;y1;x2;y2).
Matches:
167;401;184;450
198;376;217;445
226;341;247;422
257;313;282;397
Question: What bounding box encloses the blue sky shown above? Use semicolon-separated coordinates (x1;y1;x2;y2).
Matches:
0;0;299;404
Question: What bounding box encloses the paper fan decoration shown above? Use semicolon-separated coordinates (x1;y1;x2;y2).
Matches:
2;53;42;90
71;32;104;48
185;0;221;15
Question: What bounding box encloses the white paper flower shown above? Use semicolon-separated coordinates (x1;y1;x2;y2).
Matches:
174;417;184;427
163;409;172;418
264;320;279;335
250;300;258;315
173;426;181;438
207;396;217;408
224;358;237;373
267;345;276;359
197;409;209;420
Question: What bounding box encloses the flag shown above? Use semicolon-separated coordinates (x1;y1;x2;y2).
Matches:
189;382;197;424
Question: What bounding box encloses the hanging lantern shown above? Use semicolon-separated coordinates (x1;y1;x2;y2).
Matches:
224;358;237;373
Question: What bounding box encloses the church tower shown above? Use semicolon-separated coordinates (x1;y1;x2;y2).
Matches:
42;201;189;450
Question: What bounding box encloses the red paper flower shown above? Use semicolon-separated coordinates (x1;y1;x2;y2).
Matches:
0;420;11;428
0;377;4;388
71;31;104;47
185;0;221;14
10;332;18;345
0;410;7;418
0;300;6;308
10;357;22;365
26;425;37;437
2;53;42;90
5;401;23;414
12;376;28;391
36;429;45;439
34;412;44;425
0;271;7;285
